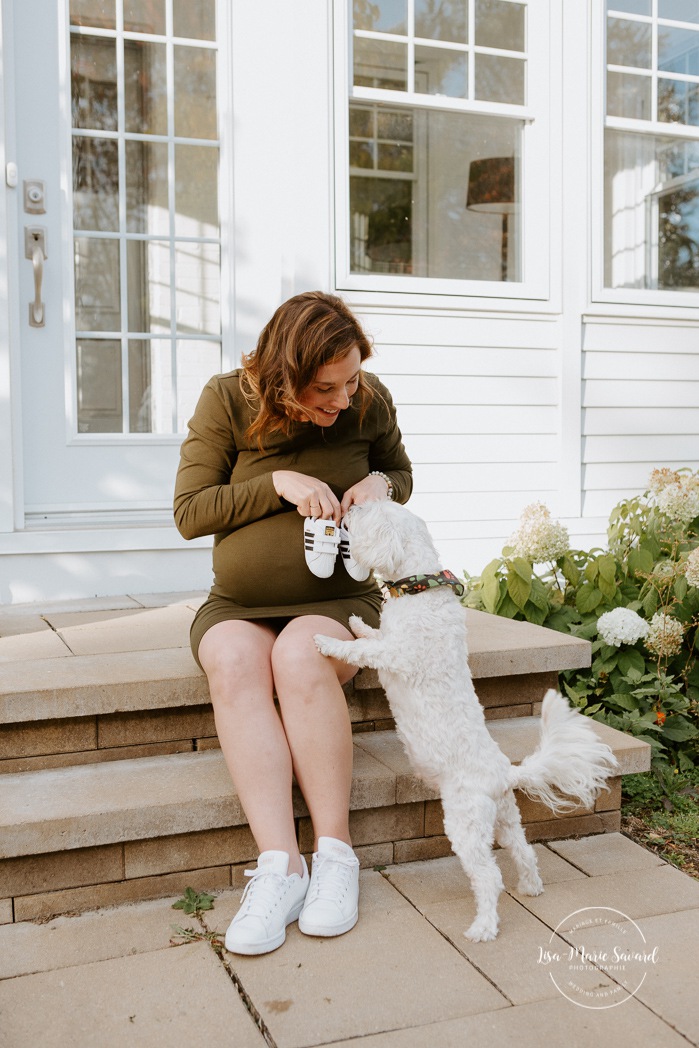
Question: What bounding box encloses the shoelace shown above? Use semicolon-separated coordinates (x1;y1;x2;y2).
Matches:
237;867;291;919
307;853;356;904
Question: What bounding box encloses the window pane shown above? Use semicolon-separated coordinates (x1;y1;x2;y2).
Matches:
77;340;122;432
174;0;216;40
125;141;169;234
415;45;467;97
659;0;699;22
70;0;116;28
415;0;467;43
175;145;218;236
475;0;525;51
71;35;117;131
475;54;525;104
353;0;407;34
175;242;220;334
607;16;652;67
174;46;217;138
127;240;171;333
176;341;221;431
123;0;165;34
607;0;651;13
659;76;699;123
607;70;651;117
349;105;521;281
605;130;699;290
124;40;167;134
658;26;699;74
73;137;119;231
128;340;172;432
74;237;121;330
354;35;407;90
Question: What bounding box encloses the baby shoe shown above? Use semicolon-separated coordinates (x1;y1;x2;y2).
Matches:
298;837;360;937
304;517;341;578
339;523;371;581
225;850;309;955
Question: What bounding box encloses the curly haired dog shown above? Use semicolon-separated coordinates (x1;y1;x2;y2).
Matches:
315;501;618;942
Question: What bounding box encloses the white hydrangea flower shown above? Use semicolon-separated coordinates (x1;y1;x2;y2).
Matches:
597;607;649;647
649;469;699;524
508;503;569;564
645;612;684;658
685;548;699;588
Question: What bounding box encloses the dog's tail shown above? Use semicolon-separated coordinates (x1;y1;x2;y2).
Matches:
508;690;618;814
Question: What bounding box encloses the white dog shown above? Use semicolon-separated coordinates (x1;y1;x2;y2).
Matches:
315;501;618;942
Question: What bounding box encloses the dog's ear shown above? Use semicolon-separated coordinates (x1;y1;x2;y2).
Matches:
349;502;406;577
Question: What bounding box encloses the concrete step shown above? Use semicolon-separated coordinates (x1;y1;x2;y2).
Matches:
0;718;650;922
0;599;591;771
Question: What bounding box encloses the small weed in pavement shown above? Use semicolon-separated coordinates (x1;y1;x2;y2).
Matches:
172;886;215;916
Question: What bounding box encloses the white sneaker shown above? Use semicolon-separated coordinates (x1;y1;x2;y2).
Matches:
298;837;360;937
224;851;309;956
339;524;371;581
304;518;341;578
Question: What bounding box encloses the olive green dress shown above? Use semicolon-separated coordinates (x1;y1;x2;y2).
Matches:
174;369;413;665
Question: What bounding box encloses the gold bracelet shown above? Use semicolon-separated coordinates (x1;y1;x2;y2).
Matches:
369;470;394;500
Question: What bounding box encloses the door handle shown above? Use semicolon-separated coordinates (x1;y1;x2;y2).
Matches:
25;226;47;327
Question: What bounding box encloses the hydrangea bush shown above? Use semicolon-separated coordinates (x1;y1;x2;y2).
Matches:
462;469;699;771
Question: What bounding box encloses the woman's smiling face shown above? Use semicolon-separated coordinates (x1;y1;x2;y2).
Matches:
297;346;362;427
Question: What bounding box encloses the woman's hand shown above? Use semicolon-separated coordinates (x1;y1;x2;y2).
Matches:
272;470;342;524
340;474;391;516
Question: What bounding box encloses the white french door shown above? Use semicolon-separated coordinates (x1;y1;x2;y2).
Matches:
10;0;228;526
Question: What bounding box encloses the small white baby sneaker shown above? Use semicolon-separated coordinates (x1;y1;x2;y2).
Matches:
339;523;371;581
304;517;341;578
224;850;309;956
298;837;360;937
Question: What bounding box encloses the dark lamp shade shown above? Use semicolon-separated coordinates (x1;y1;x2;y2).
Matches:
466;156;516;214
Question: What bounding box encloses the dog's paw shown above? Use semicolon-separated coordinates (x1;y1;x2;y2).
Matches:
517;872;544;897
349;615;372;639
314;634;342;658
464;918;499;943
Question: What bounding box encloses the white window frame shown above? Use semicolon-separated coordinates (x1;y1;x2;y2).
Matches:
333;0;553;304
591;0;699;312
57;0;234;446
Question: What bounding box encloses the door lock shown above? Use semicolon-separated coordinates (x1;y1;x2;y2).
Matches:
23;179;46;214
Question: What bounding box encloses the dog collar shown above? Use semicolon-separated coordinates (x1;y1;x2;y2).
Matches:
383;570;465;599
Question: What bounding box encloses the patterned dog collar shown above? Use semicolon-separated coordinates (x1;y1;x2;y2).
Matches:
384;570;465;599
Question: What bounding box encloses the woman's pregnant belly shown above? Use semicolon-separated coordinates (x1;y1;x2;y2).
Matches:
213;511;376;607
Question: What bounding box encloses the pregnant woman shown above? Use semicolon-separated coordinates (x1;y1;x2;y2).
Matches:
174;291;412;955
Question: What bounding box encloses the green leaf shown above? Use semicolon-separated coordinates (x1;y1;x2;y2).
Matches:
523;600;547;625
598;575;618;601
598;555;617;584
561;554;580;586
507;567;532;611
528;577;550;612
576;584;603;614
618;649;647;679
496;590;520;619
662;718;699;742
510;557;533;581
643;587;659;617
482;573;501;614
608;692;641;712
674;576;688;602
585;560;599;583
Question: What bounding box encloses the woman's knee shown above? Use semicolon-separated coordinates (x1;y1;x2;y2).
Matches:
271;617;358;689
198;620;276;696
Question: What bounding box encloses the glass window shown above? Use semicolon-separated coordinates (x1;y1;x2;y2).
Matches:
349;1;527;284
69;0;221;434
604;6;699;291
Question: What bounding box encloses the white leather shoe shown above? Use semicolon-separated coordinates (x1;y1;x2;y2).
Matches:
298;837;359;937
304;517;341;578
339;523;371;581
225;851;309;956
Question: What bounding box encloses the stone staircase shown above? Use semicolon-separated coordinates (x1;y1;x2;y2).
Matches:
0;593;651;924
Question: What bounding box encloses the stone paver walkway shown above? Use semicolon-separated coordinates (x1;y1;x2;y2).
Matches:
1;834;697;1048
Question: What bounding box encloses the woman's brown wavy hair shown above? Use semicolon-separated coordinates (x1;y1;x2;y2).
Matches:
240;291;375;446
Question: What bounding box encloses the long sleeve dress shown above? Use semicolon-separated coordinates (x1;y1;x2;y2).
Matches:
174;369;413;664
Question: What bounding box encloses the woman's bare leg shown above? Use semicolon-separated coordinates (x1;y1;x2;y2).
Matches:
198;619;304;875
271;616;358;850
